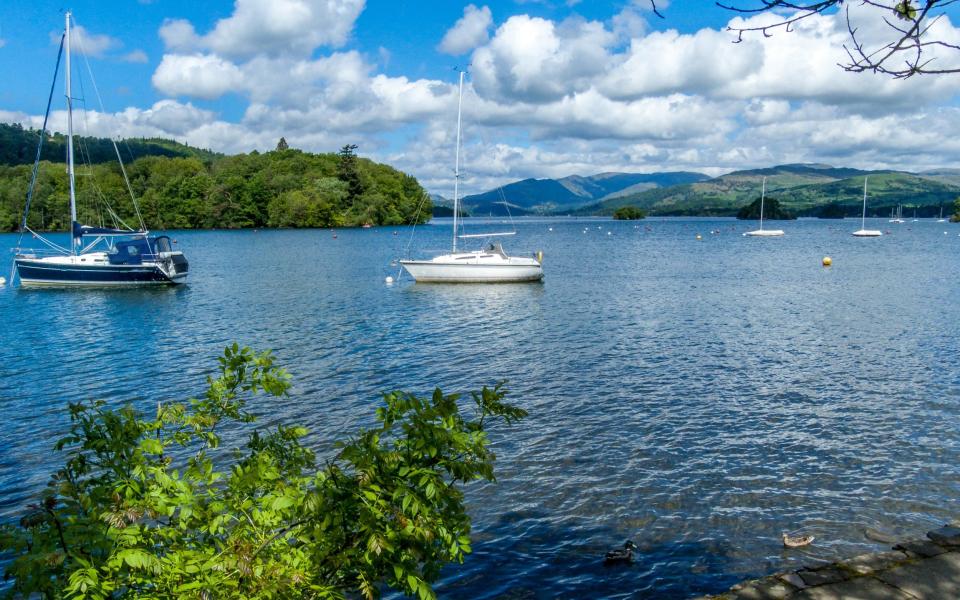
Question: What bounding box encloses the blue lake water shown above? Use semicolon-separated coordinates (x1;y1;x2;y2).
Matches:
1;217;959;598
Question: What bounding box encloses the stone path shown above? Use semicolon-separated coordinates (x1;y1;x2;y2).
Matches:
699;524;960;600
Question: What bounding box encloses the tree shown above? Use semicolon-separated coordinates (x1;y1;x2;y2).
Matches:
649;1;960;79
951;195;960;221
0;345;526;599
276;137;289;151
613;205;646;220
736;195;796;219
337;144;365;203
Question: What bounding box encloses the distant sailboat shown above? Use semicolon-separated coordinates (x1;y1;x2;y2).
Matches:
852;177;882;237
400;72;543;283
889;204;904;224
937;206;947;223
743;177;784;237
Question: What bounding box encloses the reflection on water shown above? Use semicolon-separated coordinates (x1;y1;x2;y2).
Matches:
1;218;959;598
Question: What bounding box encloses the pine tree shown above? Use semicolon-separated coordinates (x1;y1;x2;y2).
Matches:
275;137;289;151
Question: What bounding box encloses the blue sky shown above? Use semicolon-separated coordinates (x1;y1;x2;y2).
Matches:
3;1;960;195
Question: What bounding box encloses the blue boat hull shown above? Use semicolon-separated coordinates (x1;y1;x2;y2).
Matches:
15;259;186;287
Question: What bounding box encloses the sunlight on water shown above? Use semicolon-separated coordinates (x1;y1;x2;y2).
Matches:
1;218;958;598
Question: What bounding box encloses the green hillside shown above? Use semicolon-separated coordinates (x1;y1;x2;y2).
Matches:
0;122;221;166
582;164;960;217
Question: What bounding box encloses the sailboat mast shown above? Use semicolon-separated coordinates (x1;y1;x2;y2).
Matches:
65;11;78;255
451;70;464;253
861;176;868;229
759;177;765;231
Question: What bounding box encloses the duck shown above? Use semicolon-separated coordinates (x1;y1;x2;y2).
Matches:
604;540;638;565
782;532;814;548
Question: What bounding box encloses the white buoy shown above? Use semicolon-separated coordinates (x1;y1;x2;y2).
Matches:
385;276;394;284
0;276;5;286
548;227;553;232
607;231;612;236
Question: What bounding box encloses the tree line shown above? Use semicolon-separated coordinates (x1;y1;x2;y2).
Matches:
0;132;431;232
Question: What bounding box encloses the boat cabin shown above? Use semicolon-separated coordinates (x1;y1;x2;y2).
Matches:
107;236;173;265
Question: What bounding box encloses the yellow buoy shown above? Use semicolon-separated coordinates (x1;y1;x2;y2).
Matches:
822;256;832;267
695;234;702;240
535;250;544;263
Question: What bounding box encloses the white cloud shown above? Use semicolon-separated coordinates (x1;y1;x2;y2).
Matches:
152;54;245;100
160;0;366;58
439;5;493;55
121;49;149;64
56;24;120;58
159;19;200;52
472;15;615;103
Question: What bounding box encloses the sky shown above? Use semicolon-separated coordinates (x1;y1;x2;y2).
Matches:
3;1;960;197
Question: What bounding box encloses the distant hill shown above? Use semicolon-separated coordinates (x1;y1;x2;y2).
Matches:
459;171;709;216
0;122;221;166
581;164;960;217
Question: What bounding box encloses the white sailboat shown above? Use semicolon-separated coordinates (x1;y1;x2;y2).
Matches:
743;177;784;237
852;177;882;237
937;206;947;223
400;72;543;283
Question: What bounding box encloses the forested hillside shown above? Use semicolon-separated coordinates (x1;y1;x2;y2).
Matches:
0;144;430;231
0;122;220;166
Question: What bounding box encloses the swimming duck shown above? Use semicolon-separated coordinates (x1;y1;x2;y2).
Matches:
604;540;638;565
782;533;814;548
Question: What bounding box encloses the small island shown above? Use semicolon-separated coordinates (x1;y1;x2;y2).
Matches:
736;196;796;220
612;206;646;220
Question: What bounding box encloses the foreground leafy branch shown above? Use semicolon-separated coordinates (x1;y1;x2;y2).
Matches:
0;344;526;599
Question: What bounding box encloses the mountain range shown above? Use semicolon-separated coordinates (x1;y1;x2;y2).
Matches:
445;164;960;218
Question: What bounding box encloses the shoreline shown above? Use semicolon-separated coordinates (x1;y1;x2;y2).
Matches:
697;521;960;599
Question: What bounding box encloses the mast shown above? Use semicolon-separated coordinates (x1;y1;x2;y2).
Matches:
759;177;765;231
451;70;464;253
65;11;78;255
861;176;868;229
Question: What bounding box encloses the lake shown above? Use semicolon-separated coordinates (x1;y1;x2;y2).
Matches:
1;217;959;598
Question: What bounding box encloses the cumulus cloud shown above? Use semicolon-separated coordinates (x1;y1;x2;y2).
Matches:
159;0;366;58
153;54;245;100
472;15;615;102
439;5;493;55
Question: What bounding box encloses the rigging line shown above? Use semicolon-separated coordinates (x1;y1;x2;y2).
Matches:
16;33;65;252
496;186;517;233
23;227;70;253
77;24;147;233
396;190;431;281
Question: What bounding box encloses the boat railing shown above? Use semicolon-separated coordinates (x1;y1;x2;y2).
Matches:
11;247;70;259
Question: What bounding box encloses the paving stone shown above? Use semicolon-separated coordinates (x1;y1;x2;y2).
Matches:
926;526;960;547
875;552;960;599
894;539;949;559
840;551;910;575
731;575;797;600
792;577;914;600
797;567;849;587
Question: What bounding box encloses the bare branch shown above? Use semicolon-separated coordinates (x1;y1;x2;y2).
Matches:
711;0;960;78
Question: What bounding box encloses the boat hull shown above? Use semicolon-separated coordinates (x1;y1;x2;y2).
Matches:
851;229;882;237
15;256;187;287
399;260;543;283
743;229;784;237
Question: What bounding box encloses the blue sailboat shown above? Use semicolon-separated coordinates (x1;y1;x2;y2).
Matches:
12;12;188;287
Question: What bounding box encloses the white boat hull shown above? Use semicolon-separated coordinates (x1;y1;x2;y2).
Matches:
743;229;784;237
852;229;882;237
400;252;543;283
